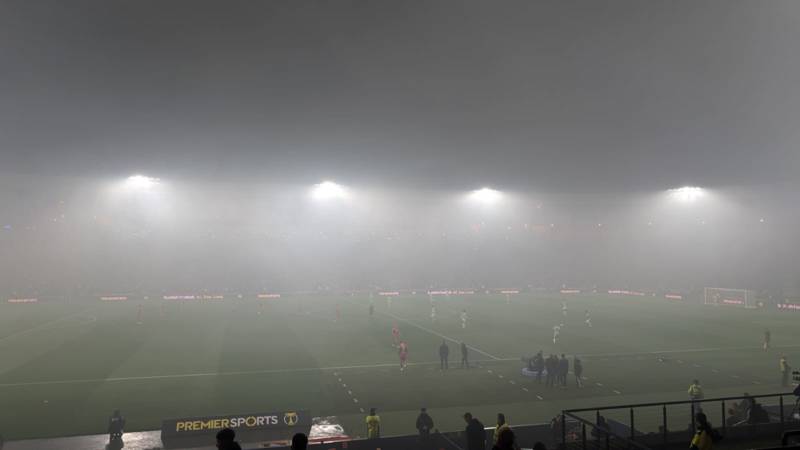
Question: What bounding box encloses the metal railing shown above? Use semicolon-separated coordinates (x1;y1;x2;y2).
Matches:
560;411;653;450
561;392;799;450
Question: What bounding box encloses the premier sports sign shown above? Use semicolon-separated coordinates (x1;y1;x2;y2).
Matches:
161;410;310;448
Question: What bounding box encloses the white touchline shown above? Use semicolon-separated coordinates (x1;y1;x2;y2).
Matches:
0;358;507;388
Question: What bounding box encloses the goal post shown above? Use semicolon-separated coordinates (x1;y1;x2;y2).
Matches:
704;287;756;308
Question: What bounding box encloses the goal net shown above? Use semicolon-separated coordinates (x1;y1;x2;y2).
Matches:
704;287;756;308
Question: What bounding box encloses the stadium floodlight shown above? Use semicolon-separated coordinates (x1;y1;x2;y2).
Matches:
468;187;503;204
124;174;160;190
310;181;349;201
667;186;704;202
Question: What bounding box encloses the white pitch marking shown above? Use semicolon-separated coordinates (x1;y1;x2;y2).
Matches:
596;383;604;387
578;343;800;359
522;388;529;392
0;358;508;388
509;380;516;385
498;375;504;379
353;398;359;403
348;390;352;395
8;340;786;389
613;390;622;394
374;307;502;360
536;395;543;400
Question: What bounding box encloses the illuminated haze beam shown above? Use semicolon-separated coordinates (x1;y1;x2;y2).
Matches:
124;175;160;190
310;181;349;200
667;186;704;203
468;187;503;204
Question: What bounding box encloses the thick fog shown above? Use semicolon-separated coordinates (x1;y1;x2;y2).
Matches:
1;1;799;297
0;174;797;296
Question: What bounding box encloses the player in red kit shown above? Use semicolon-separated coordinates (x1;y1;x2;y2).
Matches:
392;324;400;348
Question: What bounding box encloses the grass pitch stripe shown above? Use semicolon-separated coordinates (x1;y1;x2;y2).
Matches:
581;343;800;359
377;307;503;361
0;308;95;344
0;358;505;388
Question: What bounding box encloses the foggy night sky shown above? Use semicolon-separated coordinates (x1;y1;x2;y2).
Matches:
1;0;798;192
1;1;799;294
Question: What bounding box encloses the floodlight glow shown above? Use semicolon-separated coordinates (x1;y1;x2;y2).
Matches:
668;186;704;202
468;187;503;204
124;175;160;190
310;181;349;200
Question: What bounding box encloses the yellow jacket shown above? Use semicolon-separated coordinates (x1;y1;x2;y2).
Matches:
366;415;380;438
690;430;712;450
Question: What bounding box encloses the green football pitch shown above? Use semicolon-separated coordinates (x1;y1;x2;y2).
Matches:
0;293;797;441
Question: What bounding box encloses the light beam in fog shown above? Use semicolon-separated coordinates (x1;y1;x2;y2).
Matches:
310;181;349;201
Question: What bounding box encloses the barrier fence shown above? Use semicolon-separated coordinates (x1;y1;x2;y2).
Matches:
561;392;800;450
